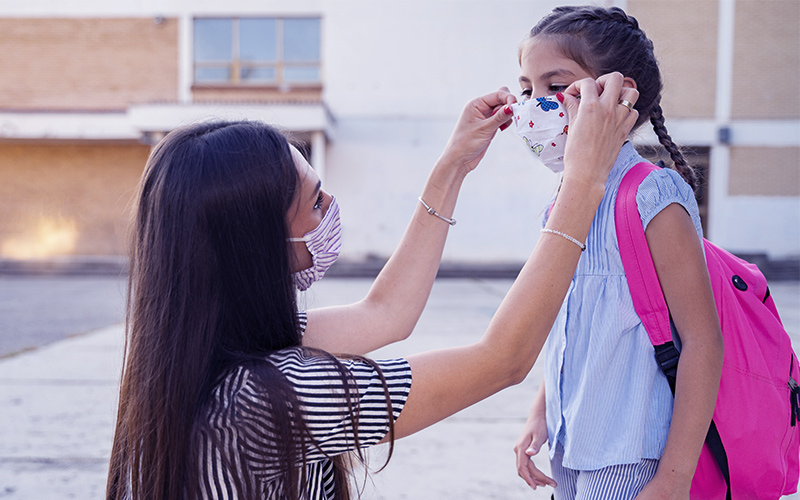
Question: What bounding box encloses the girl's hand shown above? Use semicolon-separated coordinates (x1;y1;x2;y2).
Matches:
633;474;691;500
559;72;639;189
438;87;517;175
513;414;555;490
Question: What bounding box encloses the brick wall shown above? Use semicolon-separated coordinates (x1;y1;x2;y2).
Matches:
731;0;800;118
729;147;800;196
0;18;178;110
0;142;149;258
628;0;719;119
630;0;799;120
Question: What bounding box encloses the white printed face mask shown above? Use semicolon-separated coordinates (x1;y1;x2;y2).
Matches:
288;196;342;291
511;96;570;173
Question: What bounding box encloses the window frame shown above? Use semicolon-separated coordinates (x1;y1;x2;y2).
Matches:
192;16;322;88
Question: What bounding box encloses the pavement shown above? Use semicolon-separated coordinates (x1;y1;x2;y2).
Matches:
0;277;798;499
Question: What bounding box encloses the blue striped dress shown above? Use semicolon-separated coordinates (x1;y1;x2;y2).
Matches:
542;142;703;470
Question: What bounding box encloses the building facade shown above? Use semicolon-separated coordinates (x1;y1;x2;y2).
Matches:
0;0;797;268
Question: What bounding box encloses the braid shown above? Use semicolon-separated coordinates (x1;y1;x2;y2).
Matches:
650;104;697;191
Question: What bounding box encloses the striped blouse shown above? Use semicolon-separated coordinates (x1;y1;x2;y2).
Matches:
196;347;412;499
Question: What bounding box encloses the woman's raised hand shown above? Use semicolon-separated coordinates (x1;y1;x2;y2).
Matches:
559;72;639;188
438;87;517;175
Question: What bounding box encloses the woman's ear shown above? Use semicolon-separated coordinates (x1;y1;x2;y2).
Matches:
623;77;637;90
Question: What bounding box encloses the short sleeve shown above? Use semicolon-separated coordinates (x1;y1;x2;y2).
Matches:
636;168;703;237
237;349;412;466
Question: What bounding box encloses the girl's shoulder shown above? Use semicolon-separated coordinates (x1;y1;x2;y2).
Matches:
634;166;701;235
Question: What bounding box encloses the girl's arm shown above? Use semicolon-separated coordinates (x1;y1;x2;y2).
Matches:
302;88;516;355
387;74;641;440
636;203;725;499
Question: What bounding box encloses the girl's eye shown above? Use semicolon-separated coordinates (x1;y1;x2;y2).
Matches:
549;84;569;94
520;88;532;101
314;192;324;210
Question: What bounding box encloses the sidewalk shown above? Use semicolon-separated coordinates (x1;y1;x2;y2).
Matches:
0;278;798;499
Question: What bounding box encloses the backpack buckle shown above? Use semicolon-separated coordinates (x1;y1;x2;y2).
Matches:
654;342;680;394
790;377;800;427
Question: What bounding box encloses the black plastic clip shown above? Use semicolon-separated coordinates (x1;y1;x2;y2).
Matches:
790;377;800;427
654;341;681;394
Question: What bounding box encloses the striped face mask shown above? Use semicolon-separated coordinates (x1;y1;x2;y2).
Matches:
288;196;342;291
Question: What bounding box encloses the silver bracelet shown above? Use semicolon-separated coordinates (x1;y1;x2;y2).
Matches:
541;228;586;251
418;197;456;226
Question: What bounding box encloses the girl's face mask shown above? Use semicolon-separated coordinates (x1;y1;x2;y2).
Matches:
511;96;570;173
288;196;342;291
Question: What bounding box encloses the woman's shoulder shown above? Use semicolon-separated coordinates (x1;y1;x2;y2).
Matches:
224;347;411;390
211;348;326;394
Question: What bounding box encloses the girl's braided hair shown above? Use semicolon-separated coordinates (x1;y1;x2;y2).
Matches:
528;5;697;190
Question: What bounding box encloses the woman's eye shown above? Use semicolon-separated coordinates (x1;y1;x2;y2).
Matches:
314;192;324;210
549;84;569;93
520;88;532;101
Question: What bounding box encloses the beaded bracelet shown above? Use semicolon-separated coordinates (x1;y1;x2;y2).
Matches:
541;228;586;251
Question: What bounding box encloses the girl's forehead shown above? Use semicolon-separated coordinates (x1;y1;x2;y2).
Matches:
520;36;566;62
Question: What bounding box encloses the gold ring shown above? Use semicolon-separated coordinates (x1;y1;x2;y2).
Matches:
619;99;634;111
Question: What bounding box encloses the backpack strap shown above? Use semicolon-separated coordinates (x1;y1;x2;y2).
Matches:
615;162;732;500
615;162;680;388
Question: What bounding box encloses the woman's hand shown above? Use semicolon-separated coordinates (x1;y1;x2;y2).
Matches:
303;88;516;355
438;87;517;175
559;72;639;189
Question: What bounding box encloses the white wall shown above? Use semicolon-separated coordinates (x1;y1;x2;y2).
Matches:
321;0;576;263
713;198;800;258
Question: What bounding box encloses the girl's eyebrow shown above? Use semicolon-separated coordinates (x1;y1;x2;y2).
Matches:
519;69;576;87
540;69;576;81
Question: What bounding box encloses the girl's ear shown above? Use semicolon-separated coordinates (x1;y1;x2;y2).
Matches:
623;77;637;90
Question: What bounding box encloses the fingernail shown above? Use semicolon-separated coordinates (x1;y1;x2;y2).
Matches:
503;105;513;116
491;108;498;116
499;122;510;131
556;92;564;103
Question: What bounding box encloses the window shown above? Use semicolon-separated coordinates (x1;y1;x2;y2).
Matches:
194;17;321;86
637;145;710;234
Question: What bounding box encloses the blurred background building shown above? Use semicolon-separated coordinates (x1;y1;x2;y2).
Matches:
0;0;797;275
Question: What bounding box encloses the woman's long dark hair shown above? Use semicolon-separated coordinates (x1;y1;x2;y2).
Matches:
527;5;697;191
106;121;393;499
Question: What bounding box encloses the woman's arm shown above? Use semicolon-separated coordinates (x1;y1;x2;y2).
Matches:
387;73;641;440
302;88;517;355
635;203;725;500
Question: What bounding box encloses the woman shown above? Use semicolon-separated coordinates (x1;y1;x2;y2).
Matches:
107;74;638;499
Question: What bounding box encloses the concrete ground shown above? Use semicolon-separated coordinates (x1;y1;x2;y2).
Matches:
0;277;798;499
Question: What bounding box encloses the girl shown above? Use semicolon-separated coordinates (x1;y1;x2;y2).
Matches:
107;79;637;499
512;6;724;500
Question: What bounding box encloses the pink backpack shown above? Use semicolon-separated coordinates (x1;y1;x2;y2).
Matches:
615;162;800;499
